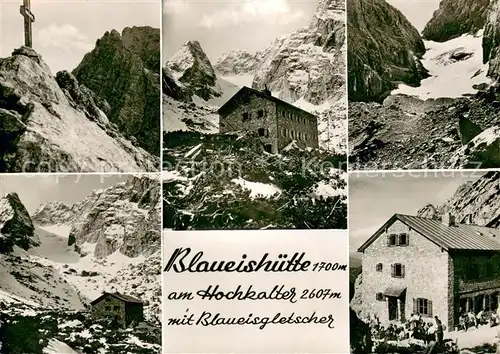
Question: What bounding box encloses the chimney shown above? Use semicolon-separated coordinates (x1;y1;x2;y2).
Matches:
442;212;456;227
263;84;272;96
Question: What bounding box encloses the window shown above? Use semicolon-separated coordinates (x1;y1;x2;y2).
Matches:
264;144;273;153
258;128;268;137
387;233;409;246
399;233;409;246
242;112;249;121
258;110;264;118
114;305;120;310
376;263;383;272
414;298;433;316
281;128;286;138
376;293;384;301
282;111;285;118
391;263;405;278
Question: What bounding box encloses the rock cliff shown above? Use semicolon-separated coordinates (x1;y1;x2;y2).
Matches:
347;0;428;102
73;26;161;156
422;0;490;42
0;47;158;172
417;171;500;227
0;193;38;253
484;0;500;79
166;40;221;100
252;0;346;105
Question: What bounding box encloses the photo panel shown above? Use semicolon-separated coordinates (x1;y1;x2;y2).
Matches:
347;0;500;170
349;170;500;353
162;229;349;353
0;173;162;353
0;0;161;173
163;0;348;230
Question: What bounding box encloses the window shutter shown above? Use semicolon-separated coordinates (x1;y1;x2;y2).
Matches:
413;298;418;313
428;300;433;316
402;265;406;278
391;264;395;277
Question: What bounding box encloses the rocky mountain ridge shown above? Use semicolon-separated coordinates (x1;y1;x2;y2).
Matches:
417;171;500;227
214;50;264;76
422;0;490;42
73;26;161;156
0;193;39;254
33;175;160;259
347;0;428;102
0;47;158;172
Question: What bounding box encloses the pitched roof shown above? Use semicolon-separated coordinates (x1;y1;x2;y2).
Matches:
217;86;316;119
358;213;500;253
90;292;143;305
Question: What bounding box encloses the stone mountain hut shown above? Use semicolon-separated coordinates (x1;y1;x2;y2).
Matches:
218;86;319;153
90;292;144;328
357;212;500;331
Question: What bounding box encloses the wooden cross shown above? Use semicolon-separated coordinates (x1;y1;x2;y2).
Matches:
19;0;35;48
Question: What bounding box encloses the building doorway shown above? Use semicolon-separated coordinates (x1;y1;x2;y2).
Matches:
388;298;398;321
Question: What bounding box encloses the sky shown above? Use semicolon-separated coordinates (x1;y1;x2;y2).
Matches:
349;171;486;253
387;0;441;31
0;0;160;73
0;174;129;215
163;0;317;63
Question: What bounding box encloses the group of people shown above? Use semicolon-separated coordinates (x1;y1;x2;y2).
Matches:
365;313;444;343
458;307;500;331
364;313;455;353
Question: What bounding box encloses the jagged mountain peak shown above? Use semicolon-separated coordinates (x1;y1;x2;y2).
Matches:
73;26;161;156
484;0;500;79
166;40;221;101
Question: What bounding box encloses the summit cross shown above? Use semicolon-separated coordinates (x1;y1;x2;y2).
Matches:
20;0;35;48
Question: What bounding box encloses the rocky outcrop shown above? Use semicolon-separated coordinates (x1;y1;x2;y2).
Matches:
483;0;500;79
33;175;161;259
214;50;264;76
166;41;221;101
32;201;76;225
417;171;500;227
0;47;158;172
422;0;490;42
347;0;428;102
349;91;500;170
163;67;191;102
252;0;346;105
73;27;161;156
0;193;38;253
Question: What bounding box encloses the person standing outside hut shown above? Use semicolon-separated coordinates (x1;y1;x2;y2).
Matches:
434;316;444;351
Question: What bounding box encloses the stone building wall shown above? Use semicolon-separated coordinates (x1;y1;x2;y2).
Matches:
276;103;319;151
91;295;126;328
220;93;278;153
361;220;450;327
